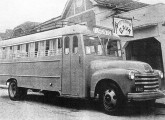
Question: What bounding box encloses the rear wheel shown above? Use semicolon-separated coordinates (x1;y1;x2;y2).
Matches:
100;83;124;114
8;81;27;100
8;81;19;100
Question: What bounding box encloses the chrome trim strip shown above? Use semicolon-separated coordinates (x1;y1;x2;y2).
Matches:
144;85;159;89
135;81;159;85
0;74;61;78
135;74;158;76
135;78;158;80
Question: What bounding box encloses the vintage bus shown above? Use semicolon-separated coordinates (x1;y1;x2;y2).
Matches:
0;24;164;114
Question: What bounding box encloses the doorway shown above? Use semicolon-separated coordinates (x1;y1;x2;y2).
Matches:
125;38;164;72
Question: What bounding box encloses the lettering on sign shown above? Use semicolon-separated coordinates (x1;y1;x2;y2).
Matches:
114;17;133;36
93;27;112;36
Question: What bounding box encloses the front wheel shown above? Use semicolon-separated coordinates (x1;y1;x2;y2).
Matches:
100;84;124;114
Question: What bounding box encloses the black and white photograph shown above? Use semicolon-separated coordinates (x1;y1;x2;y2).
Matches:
1;0;165;120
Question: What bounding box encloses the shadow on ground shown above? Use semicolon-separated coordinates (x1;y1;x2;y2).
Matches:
1;91;165;116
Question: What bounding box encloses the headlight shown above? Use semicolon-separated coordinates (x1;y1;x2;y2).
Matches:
128;71;135;80
158;71;164;79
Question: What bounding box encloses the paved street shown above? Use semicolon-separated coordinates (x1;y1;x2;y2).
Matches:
1;87;165;120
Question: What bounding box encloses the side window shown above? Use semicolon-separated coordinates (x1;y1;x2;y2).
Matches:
64;37;70;54
35;42;38;57
17;45;20;51
10;46;13;58
106;40;122;57
49;39;57;56
58;38;62;55
26;43;29;57
13;46;17;58
20;44;26;57
6;47;10;59
45;40;50;56
29;42;35;57
38;41;45;57
73;36;78;54
2;47;6;59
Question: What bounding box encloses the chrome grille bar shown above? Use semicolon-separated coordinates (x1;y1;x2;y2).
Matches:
135;81;159;85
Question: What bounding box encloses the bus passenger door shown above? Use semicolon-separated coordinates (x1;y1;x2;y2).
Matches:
70;35;83;96
62;36;71;95
62;35;83;96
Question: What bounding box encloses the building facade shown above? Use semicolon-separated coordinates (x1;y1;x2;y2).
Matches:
35;0;147;31
35;0;165;75
118;3;165;73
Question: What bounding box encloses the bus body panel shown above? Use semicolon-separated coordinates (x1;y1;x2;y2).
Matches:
0;56;62;92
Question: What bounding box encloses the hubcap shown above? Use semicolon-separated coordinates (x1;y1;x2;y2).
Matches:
103;89;117;110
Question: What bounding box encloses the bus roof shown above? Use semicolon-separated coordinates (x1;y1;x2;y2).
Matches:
0;24;120;47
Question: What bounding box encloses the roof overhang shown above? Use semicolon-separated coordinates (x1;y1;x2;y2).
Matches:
133;23;158;30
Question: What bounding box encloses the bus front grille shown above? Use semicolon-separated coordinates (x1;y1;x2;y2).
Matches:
135;74;159;92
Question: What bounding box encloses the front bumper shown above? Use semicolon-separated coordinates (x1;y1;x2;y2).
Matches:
127;90;165;101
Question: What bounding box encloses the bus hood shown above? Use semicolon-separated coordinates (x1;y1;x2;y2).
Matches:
90;60;153;73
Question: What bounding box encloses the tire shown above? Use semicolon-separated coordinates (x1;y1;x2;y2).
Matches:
8;81;20;100
100;83;124;115
8;81;27;100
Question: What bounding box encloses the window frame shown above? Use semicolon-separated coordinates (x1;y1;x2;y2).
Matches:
64;36;70;55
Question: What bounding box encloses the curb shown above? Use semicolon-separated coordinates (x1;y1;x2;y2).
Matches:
0;85;8;89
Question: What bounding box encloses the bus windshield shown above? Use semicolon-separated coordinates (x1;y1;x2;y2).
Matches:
101;39;122;57
83;35;103;55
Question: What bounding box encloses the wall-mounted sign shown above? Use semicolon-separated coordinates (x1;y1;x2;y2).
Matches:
93;27;112;36
114;17;133;37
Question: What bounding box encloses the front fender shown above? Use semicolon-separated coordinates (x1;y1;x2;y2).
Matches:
90;68;134;97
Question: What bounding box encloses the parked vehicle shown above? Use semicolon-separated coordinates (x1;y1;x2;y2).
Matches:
0;24;164;114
